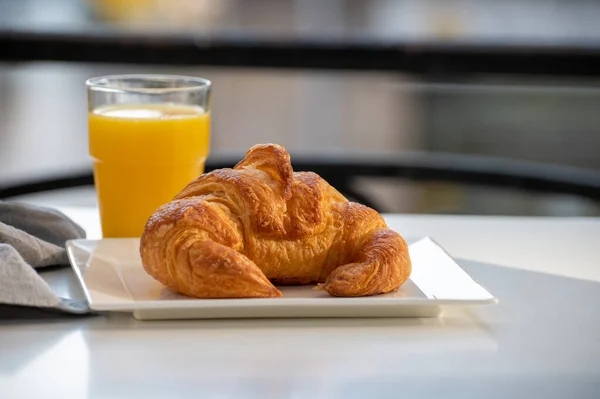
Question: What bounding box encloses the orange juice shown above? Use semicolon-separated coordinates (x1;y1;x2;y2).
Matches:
89;103;210;237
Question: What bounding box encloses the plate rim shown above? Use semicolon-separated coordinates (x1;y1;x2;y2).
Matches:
66;238;498;313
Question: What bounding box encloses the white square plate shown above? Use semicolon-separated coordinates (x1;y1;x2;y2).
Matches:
66;237;497;320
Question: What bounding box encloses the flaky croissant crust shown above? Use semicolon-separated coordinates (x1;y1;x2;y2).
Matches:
140;144;411;298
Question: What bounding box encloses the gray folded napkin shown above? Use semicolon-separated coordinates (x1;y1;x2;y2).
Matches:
0;201;90;315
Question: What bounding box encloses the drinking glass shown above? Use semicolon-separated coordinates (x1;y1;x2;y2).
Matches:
87;74;211;237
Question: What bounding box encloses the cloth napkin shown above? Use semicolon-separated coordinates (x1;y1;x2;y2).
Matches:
0;201;90;315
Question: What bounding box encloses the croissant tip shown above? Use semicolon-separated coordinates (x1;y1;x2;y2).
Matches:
246;143;287;155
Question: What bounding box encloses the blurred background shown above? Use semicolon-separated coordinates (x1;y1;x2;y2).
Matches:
1;0;600;216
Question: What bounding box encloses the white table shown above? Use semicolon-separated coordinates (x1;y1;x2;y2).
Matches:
2;207;600;399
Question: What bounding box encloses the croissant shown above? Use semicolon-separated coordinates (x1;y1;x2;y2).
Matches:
140;143;411;298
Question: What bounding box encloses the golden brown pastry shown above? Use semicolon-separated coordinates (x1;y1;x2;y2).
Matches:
140;143;411;298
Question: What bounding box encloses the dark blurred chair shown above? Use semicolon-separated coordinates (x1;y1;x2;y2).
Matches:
2;152;599;214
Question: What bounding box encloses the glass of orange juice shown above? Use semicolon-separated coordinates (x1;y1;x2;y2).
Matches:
86;74;211;238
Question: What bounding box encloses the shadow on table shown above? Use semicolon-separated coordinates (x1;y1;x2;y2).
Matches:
0;304;97;320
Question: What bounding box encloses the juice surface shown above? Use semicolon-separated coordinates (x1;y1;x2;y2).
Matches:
89;103;210;237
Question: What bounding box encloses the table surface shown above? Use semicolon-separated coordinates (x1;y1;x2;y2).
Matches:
1;207;600;398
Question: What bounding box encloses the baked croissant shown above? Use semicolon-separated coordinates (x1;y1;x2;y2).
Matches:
140;143;411;298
